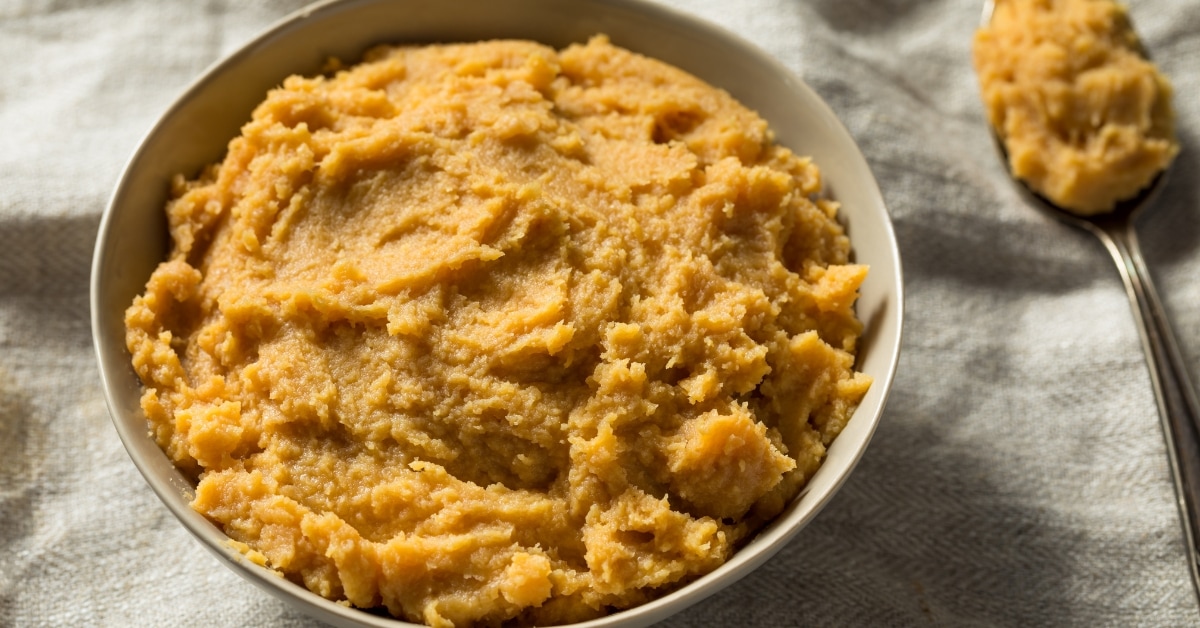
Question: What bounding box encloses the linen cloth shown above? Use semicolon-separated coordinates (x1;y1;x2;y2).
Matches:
3;0;1199;625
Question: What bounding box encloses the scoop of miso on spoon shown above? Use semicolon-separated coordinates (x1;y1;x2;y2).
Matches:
974;0;1200;603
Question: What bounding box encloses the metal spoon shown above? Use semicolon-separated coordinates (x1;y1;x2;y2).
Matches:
981;0;1200;604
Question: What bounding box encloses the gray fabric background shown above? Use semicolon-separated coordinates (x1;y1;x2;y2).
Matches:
3;0;1199;625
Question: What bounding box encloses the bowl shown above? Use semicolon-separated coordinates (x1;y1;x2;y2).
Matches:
90;0;904;626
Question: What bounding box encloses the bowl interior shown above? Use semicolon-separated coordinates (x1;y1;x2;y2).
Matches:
91;0;903;626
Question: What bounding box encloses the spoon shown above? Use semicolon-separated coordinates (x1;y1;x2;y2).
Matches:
981;0;1200;604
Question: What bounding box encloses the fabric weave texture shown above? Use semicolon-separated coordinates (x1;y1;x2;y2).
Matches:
2;0;1199;625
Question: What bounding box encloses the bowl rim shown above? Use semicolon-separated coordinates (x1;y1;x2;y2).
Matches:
90;0;904;626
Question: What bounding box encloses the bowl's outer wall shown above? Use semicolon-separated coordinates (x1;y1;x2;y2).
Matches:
91;0;903;626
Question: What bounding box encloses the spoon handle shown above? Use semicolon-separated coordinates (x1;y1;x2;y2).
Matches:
1098;221;1200;597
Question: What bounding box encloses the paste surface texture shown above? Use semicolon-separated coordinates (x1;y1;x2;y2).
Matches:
974;0;1178;214
126;37;870;627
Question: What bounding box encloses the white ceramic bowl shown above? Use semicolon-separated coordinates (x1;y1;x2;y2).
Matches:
91;0;904;626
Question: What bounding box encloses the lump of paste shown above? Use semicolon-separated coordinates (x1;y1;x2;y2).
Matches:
973;0;1178;215
125;35;871;627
